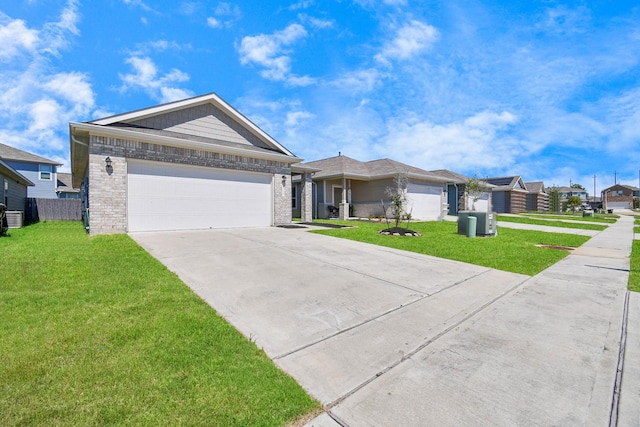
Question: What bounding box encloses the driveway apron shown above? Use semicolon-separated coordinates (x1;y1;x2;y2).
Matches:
131;216;637;426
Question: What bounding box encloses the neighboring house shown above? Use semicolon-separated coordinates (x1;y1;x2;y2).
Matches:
0;142;61;198
56;172;80;199
0;158;34;210
556;186;589;201
525;181;548;212
70;92;304;235
486;176;528;213
602;184;640;210
292;155;453;221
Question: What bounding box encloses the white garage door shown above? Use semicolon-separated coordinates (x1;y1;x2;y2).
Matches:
607;201;631;209
407;183;443;220
127;160;272;232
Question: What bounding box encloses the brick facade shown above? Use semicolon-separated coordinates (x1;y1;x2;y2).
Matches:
87;135;292;234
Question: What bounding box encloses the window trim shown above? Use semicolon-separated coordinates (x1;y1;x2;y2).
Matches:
39;164;53;181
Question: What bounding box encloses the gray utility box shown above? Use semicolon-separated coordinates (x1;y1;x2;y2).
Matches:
458;211;497;236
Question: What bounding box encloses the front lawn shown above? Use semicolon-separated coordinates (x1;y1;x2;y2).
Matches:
496;215;608;231
312;220;589;276
521;212;618;223
630;240;640;293
0;222;318;426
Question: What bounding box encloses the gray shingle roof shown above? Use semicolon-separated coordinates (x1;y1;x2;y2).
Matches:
56;172;79;193
525;181;545;193
0;159;34;186
302;155;449;182
0;142;61;165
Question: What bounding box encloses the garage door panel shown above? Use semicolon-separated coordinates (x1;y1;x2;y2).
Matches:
407;183;442;221
127;160;272;232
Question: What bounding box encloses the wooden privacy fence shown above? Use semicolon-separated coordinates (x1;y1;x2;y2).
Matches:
26;198;82;222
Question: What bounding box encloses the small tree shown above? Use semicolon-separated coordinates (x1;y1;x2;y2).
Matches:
566;195;582;211
466;174;490;211
385;173;409;229
547;186;561;213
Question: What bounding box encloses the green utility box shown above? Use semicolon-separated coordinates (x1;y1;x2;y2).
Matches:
458;211;497;236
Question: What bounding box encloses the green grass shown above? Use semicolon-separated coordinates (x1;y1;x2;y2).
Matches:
496;215;608;230
522;212;618;223
630;240;640;293
0;222;318;426
312;220;590;276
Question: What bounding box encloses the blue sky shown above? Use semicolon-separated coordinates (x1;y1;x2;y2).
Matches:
1;0;639;194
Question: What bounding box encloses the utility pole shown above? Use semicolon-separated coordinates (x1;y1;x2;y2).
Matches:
614;171;617;185
593;174;596;206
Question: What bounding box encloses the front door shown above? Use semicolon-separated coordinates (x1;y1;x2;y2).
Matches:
447;184;457;215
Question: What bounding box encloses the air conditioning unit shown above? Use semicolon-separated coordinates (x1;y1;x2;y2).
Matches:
457;211;497;236
6;211;24;228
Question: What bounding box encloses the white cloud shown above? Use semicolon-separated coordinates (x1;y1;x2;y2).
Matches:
375;20;439;64
290;0;314;10
119;56;194;103
285;110;314;127
238;23;315;85
298;14;334;29
0;18;39;61
0;0;97;164
207;2;242;29
379;111;520;171
133;39;192;54
122;0;153;12
207;17;222;28
330;68;386;93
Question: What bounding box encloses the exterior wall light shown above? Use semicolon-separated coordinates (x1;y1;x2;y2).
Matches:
105;156;113;175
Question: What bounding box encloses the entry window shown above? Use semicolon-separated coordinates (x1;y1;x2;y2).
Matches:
39;164;52;180
292;186;298;209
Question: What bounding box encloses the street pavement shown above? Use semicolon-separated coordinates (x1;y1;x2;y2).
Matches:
131;215;638;427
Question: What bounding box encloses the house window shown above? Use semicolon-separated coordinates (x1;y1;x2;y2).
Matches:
39;164;52;181
292;185;298;209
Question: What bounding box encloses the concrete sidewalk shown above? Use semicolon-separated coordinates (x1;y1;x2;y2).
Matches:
307;215;637;426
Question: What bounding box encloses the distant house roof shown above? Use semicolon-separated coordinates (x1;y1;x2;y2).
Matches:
0;142;61;166
554;186;587;193
525;181;545;193
302;155;449;183
56;172;79;194
602;183;640;192
486;176;527;191
0;158;34;187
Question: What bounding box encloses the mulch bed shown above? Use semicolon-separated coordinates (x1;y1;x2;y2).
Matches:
378;227;422;237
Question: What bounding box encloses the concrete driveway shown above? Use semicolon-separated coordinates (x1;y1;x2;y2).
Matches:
130;218;636;426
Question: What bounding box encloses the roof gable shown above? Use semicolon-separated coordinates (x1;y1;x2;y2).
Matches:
486;176;527;191
525;181;545;193
90;92;292;156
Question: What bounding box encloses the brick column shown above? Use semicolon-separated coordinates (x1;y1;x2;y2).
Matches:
274;173;292;225
88;153;127;234
300;172;313;223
